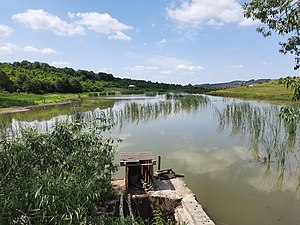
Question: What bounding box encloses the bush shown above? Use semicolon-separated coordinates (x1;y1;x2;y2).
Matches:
0;116;118;224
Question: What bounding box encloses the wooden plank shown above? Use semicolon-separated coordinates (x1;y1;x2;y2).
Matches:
120;152;156;163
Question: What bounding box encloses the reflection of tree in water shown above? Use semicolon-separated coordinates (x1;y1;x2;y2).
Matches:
0;99;116;137
108;95;209;129
216;103;300;197
0;95;209;136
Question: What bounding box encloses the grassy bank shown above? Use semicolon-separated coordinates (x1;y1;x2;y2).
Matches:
206;80;297;103
0;92;89;108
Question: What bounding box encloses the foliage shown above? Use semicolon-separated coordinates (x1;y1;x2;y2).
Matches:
0;69;14;93
104;213;146;225
149;210;173;225
0;61;208;97
0;117;118;224
281;76;300;101
243;0;300;70
280;105;300;122
104;210;175;225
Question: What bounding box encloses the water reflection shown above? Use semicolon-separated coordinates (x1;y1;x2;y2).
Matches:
0;95;209;137
111;95;209;128
0;99;116;137
1;94;300;224
216;102;300;198
168;145;248;177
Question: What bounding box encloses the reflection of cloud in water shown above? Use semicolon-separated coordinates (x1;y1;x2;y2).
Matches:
246;165;300;199
116;132;132;148
168;145;248;176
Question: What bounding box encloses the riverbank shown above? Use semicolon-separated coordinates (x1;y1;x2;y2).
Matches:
1;80;298;114
0;101;74;115
0;92;90;114
206;80;298;104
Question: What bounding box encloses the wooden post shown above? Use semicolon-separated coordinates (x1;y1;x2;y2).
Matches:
119;194;124;219
125;167;129;190
158;156;161;171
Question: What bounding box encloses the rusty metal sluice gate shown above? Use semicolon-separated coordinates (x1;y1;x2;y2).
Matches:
120;152;156;193
117;151;215;225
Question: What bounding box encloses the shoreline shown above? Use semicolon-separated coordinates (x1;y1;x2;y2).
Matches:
0;101;72;115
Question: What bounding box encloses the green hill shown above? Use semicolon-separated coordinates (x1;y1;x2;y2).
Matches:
0;60;210;108
207;79;298;103
0;60;208;95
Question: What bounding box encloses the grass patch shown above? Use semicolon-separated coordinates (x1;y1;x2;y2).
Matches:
0;93;89;108
206;80;298;103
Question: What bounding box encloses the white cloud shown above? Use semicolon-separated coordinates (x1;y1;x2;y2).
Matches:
0;24;14;37
261;62;272;66
147;55;192;68
176;64;205;71
0;43;58;55
12;9;133;40
156;38;167;46
72;12;133;41
24;45;58;54
167;0;259;28
161;70;172;74
124;65;159;73
108;31;131;41
51;61;71;67
147;55;205;74
41;48;57;54
12;9;85;36
0;43;18;55
225;64;244;69
24;45;40;53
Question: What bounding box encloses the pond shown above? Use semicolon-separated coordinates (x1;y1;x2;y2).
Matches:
0;94;299;225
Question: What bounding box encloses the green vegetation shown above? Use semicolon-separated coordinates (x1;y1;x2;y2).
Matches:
243;0;299;70
105;210;175;225
0;118;118;224
281;76;300;101
0;60;209;109
216;103;299;165
0;114;182;224
0;92;87;108
207;80;296;103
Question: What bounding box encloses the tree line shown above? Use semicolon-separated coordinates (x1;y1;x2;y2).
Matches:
0;60;208;94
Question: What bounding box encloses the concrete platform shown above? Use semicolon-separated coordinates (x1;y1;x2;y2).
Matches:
149;178;215;225
112;178;215;225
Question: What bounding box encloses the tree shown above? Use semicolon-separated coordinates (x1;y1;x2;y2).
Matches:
55;77;72;93
243;0;300;70
282;76;300;101
0;69;14;92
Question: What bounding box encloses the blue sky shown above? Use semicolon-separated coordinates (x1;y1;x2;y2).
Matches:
0;0;298;84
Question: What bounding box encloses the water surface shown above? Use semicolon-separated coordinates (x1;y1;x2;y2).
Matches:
0;95;299;225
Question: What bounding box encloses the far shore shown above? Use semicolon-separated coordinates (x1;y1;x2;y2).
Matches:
0;101;72;115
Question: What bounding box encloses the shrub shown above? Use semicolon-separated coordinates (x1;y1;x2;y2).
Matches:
0;116;118;224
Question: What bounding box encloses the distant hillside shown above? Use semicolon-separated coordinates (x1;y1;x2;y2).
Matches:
198;79;271;89
0;60;208;94
206;80;296;102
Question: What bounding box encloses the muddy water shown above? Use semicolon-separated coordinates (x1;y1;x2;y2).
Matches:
0;95;299;225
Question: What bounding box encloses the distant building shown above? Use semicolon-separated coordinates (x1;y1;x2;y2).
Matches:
128;84;136;89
